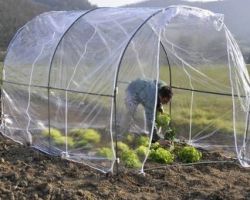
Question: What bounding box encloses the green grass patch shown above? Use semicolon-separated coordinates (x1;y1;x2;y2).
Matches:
160;64;248;137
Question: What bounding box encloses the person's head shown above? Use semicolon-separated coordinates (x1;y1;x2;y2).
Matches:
158;86;173;104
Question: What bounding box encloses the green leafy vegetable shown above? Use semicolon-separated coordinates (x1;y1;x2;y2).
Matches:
156;113;175;140
73;139;88;148
136;135;149;147
54;136;74;147
41;128;74;147
156;113;171;129
150;142;160;150
178;146;202;163
117;142;130;153
69;128;86;138
41;128;62;139
125;133;135;144
81;129;101;144
121;150;141;168
97;147;113;159
135;145;148;157
69;128;101;144
149;147;174;164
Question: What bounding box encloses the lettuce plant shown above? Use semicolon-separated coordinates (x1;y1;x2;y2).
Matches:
149;147;174;164
41;128;74;147
82;129;101;144
73;139;88;148
135;145;148;157
156;113;175;140
121;150;141;168
136;135;149;147
69;128;101;144
156;113;171;129
125;133;135;144
178;146;202;163
54;136;74;147
150;142;160;150
97;147;113;159
117;141;130;153
41;128;62;139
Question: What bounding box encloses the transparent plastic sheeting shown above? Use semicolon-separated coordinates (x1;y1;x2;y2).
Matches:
2;6;250;173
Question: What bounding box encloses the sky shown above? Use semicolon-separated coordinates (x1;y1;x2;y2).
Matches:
88;0;222;7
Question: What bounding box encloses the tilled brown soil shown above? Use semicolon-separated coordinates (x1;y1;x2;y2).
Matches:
0;135;250;200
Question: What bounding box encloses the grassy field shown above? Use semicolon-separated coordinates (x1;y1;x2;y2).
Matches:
160;64;250;141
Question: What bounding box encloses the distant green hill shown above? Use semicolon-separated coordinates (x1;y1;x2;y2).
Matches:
0;0;45;51
0;0;95;54
33;0;94;10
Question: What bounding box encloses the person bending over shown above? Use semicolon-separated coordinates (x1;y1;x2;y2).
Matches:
125;78;173;142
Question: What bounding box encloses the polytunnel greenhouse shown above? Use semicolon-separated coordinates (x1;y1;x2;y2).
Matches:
1;5;250;173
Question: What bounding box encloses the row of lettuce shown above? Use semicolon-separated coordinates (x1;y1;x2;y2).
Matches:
41;127;202;168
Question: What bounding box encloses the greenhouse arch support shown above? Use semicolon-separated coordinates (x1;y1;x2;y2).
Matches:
113;8;164;172
47;8;99;153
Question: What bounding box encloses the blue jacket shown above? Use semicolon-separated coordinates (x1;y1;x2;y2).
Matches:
126;78;167;129
127;78;167;108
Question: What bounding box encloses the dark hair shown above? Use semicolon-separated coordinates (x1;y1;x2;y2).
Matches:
158;86;173;99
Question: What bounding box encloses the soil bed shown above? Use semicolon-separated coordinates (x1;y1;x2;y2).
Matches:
0;135;250;200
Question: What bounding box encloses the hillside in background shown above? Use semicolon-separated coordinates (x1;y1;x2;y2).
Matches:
0;0;45;51
130;0;250;63
0;0;94;54
33;0;94;10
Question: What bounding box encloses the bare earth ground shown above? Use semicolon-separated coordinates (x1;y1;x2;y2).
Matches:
0;135;250;200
